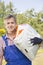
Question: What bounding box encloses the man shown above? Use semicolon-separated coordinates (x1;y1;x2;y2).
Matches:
0;14;42;65
0;14;31;65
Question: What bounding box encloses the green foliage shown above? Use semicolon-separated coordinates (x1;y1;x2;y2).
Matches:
0;19;4;28
0;28;6;36
0;32;5;36
16;14;27;24
0;1;43;37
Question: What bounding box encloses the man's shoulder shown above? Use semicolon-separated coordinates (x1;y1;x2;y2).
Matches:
0;34;6;40
0;36;3;46
0;35;5;46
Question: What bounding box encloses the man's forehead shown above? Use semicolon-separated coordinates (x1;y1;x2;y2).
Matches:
4;17;15;21
4;18;15;22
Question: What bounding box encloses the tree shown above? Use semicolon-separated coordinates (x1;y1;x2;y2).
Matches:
0;1;5;18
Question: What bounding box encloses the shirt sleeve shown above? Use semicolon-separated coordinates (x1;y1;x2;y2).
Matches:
0;37;3;57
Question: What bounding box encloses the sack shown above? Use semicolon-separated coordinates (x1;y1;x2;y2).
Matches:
14;24;41;61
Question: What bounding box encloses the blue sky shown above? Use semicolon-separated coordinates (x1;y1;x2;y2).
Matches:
2;0;43;13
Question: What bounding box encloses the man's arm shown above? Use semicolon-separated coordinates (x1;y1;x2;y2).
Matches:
0;48;3;65
0;37;3;65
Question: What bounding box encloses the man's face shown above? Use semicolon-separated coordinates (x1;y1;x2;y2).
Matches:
4;17;16;33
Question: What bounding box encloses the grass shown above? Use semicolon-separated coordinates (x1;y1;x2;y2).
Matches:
32;48;43;65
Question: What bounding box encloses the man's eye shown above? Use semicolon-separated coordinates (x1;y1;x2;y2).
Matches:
7;22;10;24
7;22;14;24
11;22;14;24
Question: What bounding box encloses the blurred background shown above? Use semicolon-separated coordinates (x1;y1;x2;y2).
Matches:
0;0;43;65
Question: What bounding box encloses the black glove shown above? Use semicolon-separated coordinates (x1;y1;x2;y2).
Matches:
30;37;43;45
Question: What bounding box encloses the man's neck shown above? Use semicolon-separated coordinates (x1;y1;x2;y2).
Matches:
7;30;17;40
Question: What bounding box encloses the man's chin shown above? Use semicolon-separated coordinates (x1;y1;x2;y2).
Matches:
7;28;16;33
7;30;13;33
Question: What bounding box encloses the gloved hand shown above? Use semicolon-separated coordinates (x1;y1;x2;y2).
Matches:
30;37;43;45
